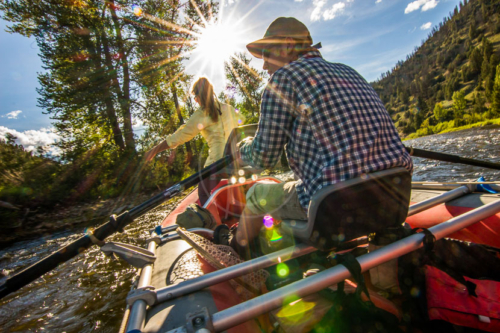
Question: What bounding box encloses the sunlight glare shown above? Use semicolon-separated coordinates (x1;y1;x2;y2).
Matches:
195;21;242;68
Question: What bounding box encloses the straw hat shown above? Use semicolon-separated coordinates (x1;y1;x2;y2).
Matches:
246;17;313;59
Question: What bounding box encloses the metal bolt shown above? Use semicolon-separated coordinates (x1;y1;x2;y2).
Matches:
194;317;203;325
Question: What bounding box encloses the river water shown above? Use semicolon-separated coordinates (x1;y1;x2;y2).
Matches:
0;126;499;332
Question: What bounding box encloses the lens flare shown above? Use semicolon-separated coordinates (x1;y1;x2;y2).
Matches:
276;299;316;321
131;4;142;16
270;229;283;242
263;215;274;228
277;263;289;277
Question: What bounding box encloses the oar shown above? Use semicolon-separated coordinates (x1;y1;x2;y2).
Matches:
0;155;233;300
405;146;500;170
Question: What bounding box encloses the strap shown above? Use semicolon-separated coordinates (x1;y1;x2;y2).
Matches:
413;228;436;252
336;253;371;301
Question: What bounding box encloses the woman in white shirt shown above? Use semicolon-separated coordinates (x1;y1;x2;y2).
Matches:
145;77;243;204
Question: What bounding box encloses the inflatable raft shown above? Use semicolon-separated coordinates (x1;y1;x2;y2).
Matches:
120;174;500;333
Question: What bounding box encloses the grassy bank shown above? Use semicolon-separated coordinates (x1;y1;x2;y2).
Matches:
404;118;500;140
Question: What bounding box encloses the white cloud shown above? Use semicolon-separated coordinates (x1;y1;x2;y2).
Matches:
0;126;61;156
421;0;438;11
2;110;22;119
323;2;346;20
375;0;382;3
405;0;438;14
311;0;327;22
420;22;432;30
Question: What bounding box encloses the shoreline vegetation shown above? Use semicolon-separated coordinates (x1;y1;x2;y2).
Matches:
0;188;184;247
403;117;500;140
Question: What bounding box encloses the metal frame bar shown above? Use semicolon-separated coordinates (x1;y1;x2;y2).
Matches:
412;182;500;192
155;243;316;303
126;232;157;332
408;185;471;216
207;199;500;332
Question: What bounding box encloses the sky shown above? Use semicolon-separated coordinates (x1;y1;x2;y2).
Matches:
0;0;462;154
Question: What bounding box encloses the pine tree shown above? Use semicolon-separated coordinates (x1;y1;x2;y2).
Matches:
490;64;500;116
224;53;268;121
433;103;448;122
469;21;477;40
452;90;467;119
482;55;491;81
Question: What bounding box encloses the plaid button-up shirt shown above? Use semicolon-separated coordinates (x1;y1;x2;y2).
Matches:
240;50;413;210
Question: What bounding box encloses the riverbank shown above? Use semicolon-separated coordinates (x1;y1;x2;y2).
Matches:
404;118;500;140
0;168;295;246
0;189;165;246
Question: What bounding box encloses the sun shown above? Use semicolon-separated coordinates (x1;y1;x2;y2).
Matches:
193;20;244;70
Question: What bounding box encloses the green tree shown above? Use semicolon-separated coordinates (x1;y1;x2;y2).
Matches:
0;0;142;156
224;52;268;121
481;54;491;81
469;21;477;40
473;93;485;115
452;90;467;119
482;38;493;60
469;48;482;74
433;102;448;122
490;64;500;116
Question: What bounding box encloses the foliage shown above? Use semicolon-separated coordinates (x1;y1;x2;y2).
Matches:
433;102;448;122
372;0;500;137
223;52;268;123
491;64;500;116
452;91;467;119
0;0;219;220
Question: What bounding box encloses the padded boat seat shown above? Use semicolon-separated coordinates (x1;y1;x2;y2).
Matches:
283;168;411;251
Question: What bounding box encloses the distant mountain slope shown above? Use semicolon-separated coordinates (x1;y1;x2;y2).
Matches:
371;0;500;138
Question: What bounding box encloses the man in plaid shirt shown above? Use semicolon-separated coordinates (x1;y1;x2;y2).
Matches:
226;17;413;252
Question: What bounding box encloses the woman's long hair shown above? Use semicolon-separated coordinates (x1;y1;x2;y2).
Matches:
191;77;221;122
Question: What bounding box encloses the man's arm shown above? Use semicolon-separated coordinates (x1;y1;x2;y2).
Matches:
239;73;296;169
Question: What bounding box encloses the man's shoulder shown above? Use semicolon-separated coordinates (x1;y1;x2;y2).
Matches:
274;57;361;86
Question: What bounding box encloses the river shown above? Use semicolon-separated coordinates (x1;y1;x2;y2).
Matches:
0;126;499;332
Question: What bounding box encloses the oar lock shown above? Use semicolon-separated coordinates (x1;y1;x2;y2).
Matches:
85;228;156;268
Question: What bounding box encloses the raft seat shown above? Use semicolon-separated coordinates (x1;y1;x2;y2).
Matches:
283;168;412;251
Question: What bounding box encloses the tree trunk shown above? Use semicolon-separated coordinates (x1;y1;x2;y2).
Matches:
92;32;125;150
109;0;135;153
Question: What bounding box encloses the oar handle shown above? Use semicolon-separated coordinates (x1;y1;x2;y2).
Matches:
406;146;500;171
0;155;234;300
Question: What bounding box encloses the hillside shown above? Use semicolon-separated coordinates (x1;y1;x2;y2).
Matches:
371;0;500;138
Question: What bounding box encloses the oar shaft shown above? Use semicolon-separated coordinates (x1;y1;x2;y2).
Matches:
0;155;233;300
406;146;500;170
